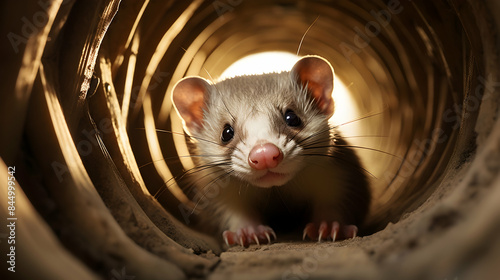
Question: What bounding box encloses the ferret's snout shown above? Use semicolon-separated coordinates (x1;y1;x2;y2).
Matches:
248;143;283;170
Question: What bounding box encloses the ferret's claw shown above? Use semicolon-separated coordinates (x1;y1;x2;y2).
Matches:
303;221;359;242
303;223;316;241
270;229;277;240
330;221;340;242
318;221;328;242
222;224;276;247
253;234;260;245
258;225;275;244
265;232;271;244
344;225;358;239
222;230;233;246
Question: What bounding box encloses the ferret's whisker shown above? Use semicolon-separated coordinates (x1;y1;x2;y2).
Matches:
184;167;231;197
156;162;230;199
297;111;387;147
303;145;402;160
203;67;216;84
297;131;397;160
332;111;385;129
233;154;246;164
299;135;331;148
288;122;307;143
331;145;401;160
300;133;389;149
154;159;231;198
297;15;320;56
180;159;232;181
300;153;377;178
154;128;220;146
340;135;388;139
137;127;241;151
294;128;328;146
192;170;235;213
139;154;229;169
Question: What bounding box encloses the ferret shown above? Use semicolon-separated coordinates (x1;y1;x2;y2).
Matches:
171;55;370;246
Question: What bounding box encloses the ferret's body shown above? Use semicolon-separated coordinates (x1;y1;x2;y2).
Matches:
172;56;370;246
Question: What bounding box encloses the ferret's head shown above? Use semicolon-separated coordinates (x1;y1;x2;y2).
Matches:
172;56;335;188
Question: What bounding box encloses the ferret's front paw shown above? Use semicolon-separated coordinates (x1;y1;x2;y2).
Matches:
303;221;358;242
222;225;277;247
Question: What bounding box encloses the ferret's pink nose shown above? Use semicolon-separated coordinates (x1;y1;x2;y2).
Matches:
248;143;283;170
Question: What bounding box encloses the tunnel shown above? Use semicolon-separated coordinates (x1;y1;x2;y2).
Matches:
1;0;500;279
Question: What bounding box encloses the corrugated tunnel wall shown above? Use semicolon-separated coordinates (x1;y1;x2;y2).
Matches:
1;0;500;279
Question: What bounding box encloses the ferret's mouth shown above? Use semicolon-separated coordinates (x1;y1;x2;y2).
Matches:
252;171;290;188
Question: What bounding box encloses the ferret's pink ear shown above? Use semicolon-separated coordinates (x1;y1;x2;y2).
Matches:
171;77;211;132
291;55;335;117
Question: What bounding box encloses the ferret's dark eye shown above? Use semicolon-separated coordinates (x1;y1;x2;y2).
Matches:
284;110;302;127
221;124;234;143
